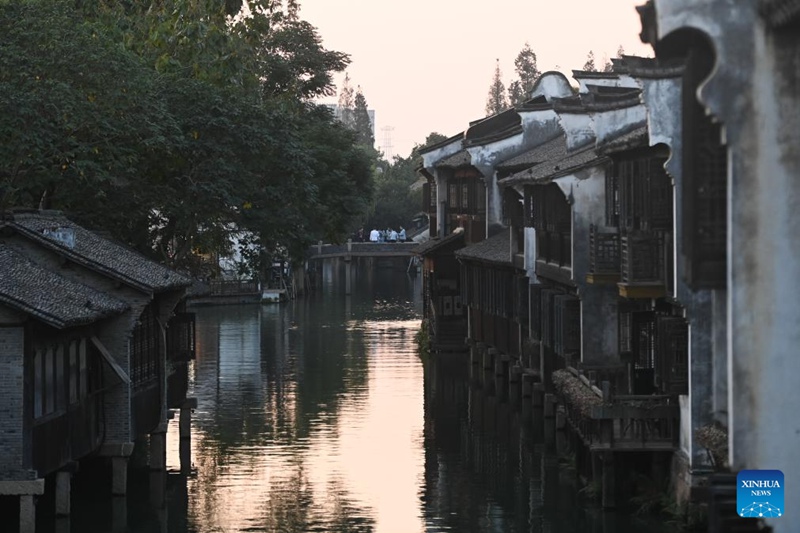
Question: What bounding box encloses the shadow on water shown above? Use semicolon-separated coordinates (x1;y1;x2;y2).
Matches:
422;351;677;533
41;263;671;532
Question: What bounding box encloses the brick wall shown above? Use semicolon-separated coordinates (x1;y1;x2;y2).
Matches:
0;327;25;479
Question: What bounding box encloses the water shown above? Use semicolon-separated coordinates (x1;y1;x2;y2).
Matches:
55;263;672;532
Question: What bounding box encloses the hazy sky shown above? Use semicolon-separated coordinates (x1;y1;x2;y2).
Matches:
298;0;653;159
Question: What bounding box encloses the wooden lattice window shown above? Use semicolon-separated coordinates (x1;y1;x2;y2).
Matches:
632;311;656;370
541;288;557;349
167;313;196;362
618;156;672;232
682;48;727;288
605;163;620;227
532;184;571;267
448;182;459;211
554;295;580;359
657;316;689;394
524;185;535;227
132;303;160;386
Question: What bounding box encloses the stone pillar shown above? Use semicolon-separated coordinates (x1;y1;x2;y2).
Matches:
19;494;35;533
111;456;128;496
54;517;70;533
602;452;616;509
344;257;352;296
521;373;533;398
509;364;522;409
180;399;197;474
543;393;557;418
149;429;167;471
110;492;127;533
532;382;544;407
55;471;71;516
492;349;504;377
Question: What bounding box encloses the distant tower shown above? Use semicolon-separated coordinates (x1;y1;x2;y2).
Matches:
381;126;395;160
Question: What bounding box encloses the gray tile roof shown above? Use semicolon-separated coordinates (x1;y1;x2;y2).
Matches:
0;245;129;329
414;228;465;256
598;125;649;154
417;131;464;155
623;56;685;79
7;211;191;293
435;149;471;168
497;136;567;173
454;230;511;265
501;145;607;186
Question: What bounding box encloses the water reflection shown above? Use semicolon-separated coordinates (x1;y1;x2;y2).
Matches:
54;262;670;533
171;264;423;533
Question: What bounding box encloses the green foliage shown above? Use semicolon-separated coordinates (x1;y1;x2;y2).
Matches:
352;88;374;147
508;42;542;105
337;72;355;129
0;0;374;275
583;50;597;72
485;59;509;116
362;132;447;232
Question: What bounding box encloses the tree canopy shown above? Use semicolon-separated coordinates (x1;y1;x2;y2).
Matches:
352;88;374;148
361;132;447;234
508;43;542;105
583;50;598;72
485;59;509;116
0;0;375;276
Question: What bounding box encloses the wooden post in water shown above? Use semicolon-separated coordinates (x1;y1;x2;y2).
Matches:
345;239;353;296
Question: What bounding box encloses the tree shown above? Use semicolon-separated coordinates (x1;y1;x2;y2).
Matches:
485;59;509;116
352;87;374;147
362;132;447;232
603;45;625;72
583;50;597;72
337;72;355;129
1;0;375;275
508;42;542;105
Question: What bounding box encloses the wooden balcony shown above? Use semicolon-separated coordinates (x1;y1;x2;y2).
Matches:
618;230;667;298
553;367;679;452
586;225;620;284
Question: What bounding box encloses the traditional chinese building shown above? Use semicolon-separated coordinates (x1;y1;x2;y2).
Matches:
0;210;194;531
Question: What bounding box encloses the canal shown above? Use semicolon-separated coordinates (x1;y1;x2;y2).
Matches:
58;264;672;532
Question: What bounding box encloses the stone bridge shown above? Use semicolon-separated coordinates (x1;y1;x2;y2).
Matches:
306;241;418;259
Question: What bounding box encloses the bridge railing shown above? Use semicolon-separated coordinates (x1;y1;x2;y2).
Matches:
309;241;418;257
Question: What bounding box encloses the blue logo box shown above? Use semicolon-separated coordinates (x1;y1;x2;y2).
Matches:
737;469;784;518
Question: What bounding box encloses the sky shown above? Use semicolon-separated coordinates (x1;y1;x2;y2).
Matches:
298;0;653;160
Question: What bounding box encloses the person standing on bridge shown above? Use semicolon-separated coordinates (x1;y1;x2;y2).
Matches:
388;228;398;242
369;228;379;242
398;227;406;242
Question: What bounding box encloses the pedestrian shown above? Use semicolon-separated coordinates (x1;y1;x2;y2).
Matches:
389;228;398;242
369;228;379;242
357;227;365;242
398;226;406;242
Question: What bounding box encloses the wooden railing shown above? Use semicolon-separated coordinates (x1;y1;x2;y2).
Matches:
556;367;679;452
589;225;620;275
209;279;260;296
307;241;419;258
620;230;666;284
